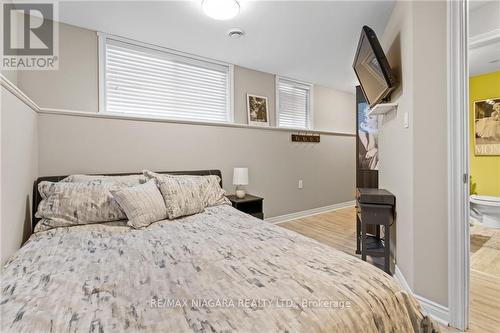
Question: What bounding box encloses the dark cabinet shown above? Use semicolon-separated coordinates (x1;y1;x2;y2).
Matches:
356;188;395;275
226;194;264;220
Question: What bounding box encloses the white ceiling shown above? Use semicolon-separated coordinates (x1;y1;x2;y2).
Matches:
469;0;492;10
469;0;500;76
469;41;500;76
57;0;395;93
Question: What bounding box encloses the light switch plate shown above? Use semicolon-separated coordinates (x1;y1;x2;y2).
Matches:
404;112;409;128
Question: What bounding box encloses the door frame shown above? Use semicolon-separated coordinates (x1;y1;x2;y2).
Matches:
447;0;469;330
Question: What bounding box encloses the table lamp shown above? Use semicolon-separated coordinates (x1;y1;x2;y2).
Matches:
233;168;248;199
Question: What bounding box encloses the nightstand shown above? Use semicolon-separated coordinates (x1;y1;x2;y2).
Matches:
226;194;264;219
356;188;396;275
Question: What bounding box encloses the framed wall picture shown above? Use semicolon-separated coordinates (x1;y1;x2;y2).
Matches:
474;97;500;155
247;94;269;126
357;98;379;170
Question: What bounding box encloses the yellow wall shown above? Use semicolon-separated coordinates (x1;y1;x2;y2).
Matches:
469;71;500;196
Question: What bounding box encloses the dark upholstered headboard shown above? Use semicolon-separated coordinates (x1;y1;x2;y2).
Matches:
32;170;223;232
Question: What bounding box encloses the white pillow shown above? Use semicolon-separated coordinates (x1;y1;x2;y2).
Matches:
35;181;126;232
143;171;206;219
111;180;167;228
144;171;230;208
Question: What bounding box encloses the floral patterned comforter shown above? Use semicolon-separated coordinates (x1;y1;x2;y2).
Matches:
0;205;438;332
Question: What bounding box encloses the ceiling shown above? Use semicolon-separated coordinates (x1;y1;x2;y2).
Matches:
469;0;500;76
469;0;492;10
57;1;395;93
469;41;500;76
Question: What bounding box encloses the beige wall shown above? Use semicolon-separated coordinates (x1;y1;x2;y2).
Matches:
1;86;39;265
233;66;277;126
1;71;18;86
38;113;355;218
1;11;20;86
314;85;356;135
379;0;415;290
379;0;448;306
412;0;448;305
18;23;99;113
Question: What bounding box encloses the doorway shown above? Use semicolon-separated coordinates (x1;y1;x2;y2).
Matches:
467;1;500;332
448;0;500;331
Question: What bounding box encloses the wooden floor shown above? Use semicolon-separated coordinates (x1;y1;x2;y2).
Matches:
468;224;500;333
279;207;500;333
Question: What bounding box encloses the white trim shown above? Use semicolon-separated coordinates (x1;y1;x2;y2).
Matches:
394;265;412;294
447;0;469;330
275;75;314;130
0;74;39;113
414;295;450;327
228;64;235;123
98;33;106;114
394;265;450;327
469;28;500;49
275;75;280;128
265;200;355;224
309;84;314;130
276;75;314;90
37;107;355;137
97;32;234;123
96;32;231;67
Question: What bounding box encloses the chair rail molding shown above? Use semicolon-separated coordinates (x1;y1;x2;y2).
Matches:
0;74;40;113
447;0;469;330
1;74;355;137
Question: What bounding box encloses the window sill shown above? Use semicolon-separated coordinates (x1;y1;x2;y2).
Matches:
36;108;356;137
1;71;355;138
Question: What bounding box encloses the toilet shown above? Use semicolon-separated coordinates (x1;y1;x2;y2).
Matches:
470;195;500;228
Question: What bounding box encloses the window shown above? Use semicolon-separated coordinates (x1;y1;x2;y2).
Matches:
276;77;313;129
99;35;233;123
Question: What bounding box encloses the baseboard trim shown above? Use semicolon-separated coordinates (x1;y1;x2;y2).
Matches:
265;200;355;224
394;265;412;294
394;265;450;327
414;294;450;327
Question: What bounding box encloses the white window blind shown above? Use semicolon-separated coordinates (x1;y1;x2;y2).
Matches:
276;77;312;129
102;37;232;123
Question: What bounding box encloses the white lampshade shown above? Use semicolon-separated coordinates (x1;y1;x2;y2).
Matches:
233;168;248;186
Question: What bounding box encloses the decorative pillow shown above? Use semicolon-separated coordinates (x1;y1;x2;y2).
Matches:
60;174;146;186
35;181;126;232
144;171;231;208
111;180;167;229
197;176;231;207
143;171;205;219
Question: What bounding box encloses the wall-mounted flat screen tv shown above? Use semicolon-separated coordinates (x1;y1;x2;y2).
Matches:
353;25;396;107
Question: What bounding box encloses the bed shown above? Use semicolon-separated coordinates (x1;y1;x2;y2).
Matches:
0;170;438;333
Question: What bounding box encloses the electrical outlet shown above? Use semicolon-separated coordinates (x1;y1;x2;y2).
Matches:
298;180;303;189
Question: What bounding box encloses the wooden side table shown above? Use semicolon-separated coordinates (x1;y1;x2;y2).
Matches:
356;188;395;275
226;194;264;219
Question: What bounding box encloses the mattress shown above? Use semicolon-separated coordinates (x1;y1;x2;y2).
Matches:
0;205;438;332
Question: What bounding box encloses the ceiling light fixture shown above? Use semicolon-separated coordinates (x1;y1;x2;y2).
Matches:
202;0;240;20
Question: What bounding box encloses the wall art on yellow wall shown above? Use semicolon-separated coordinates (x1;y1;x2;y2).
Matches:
474;97;500;155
